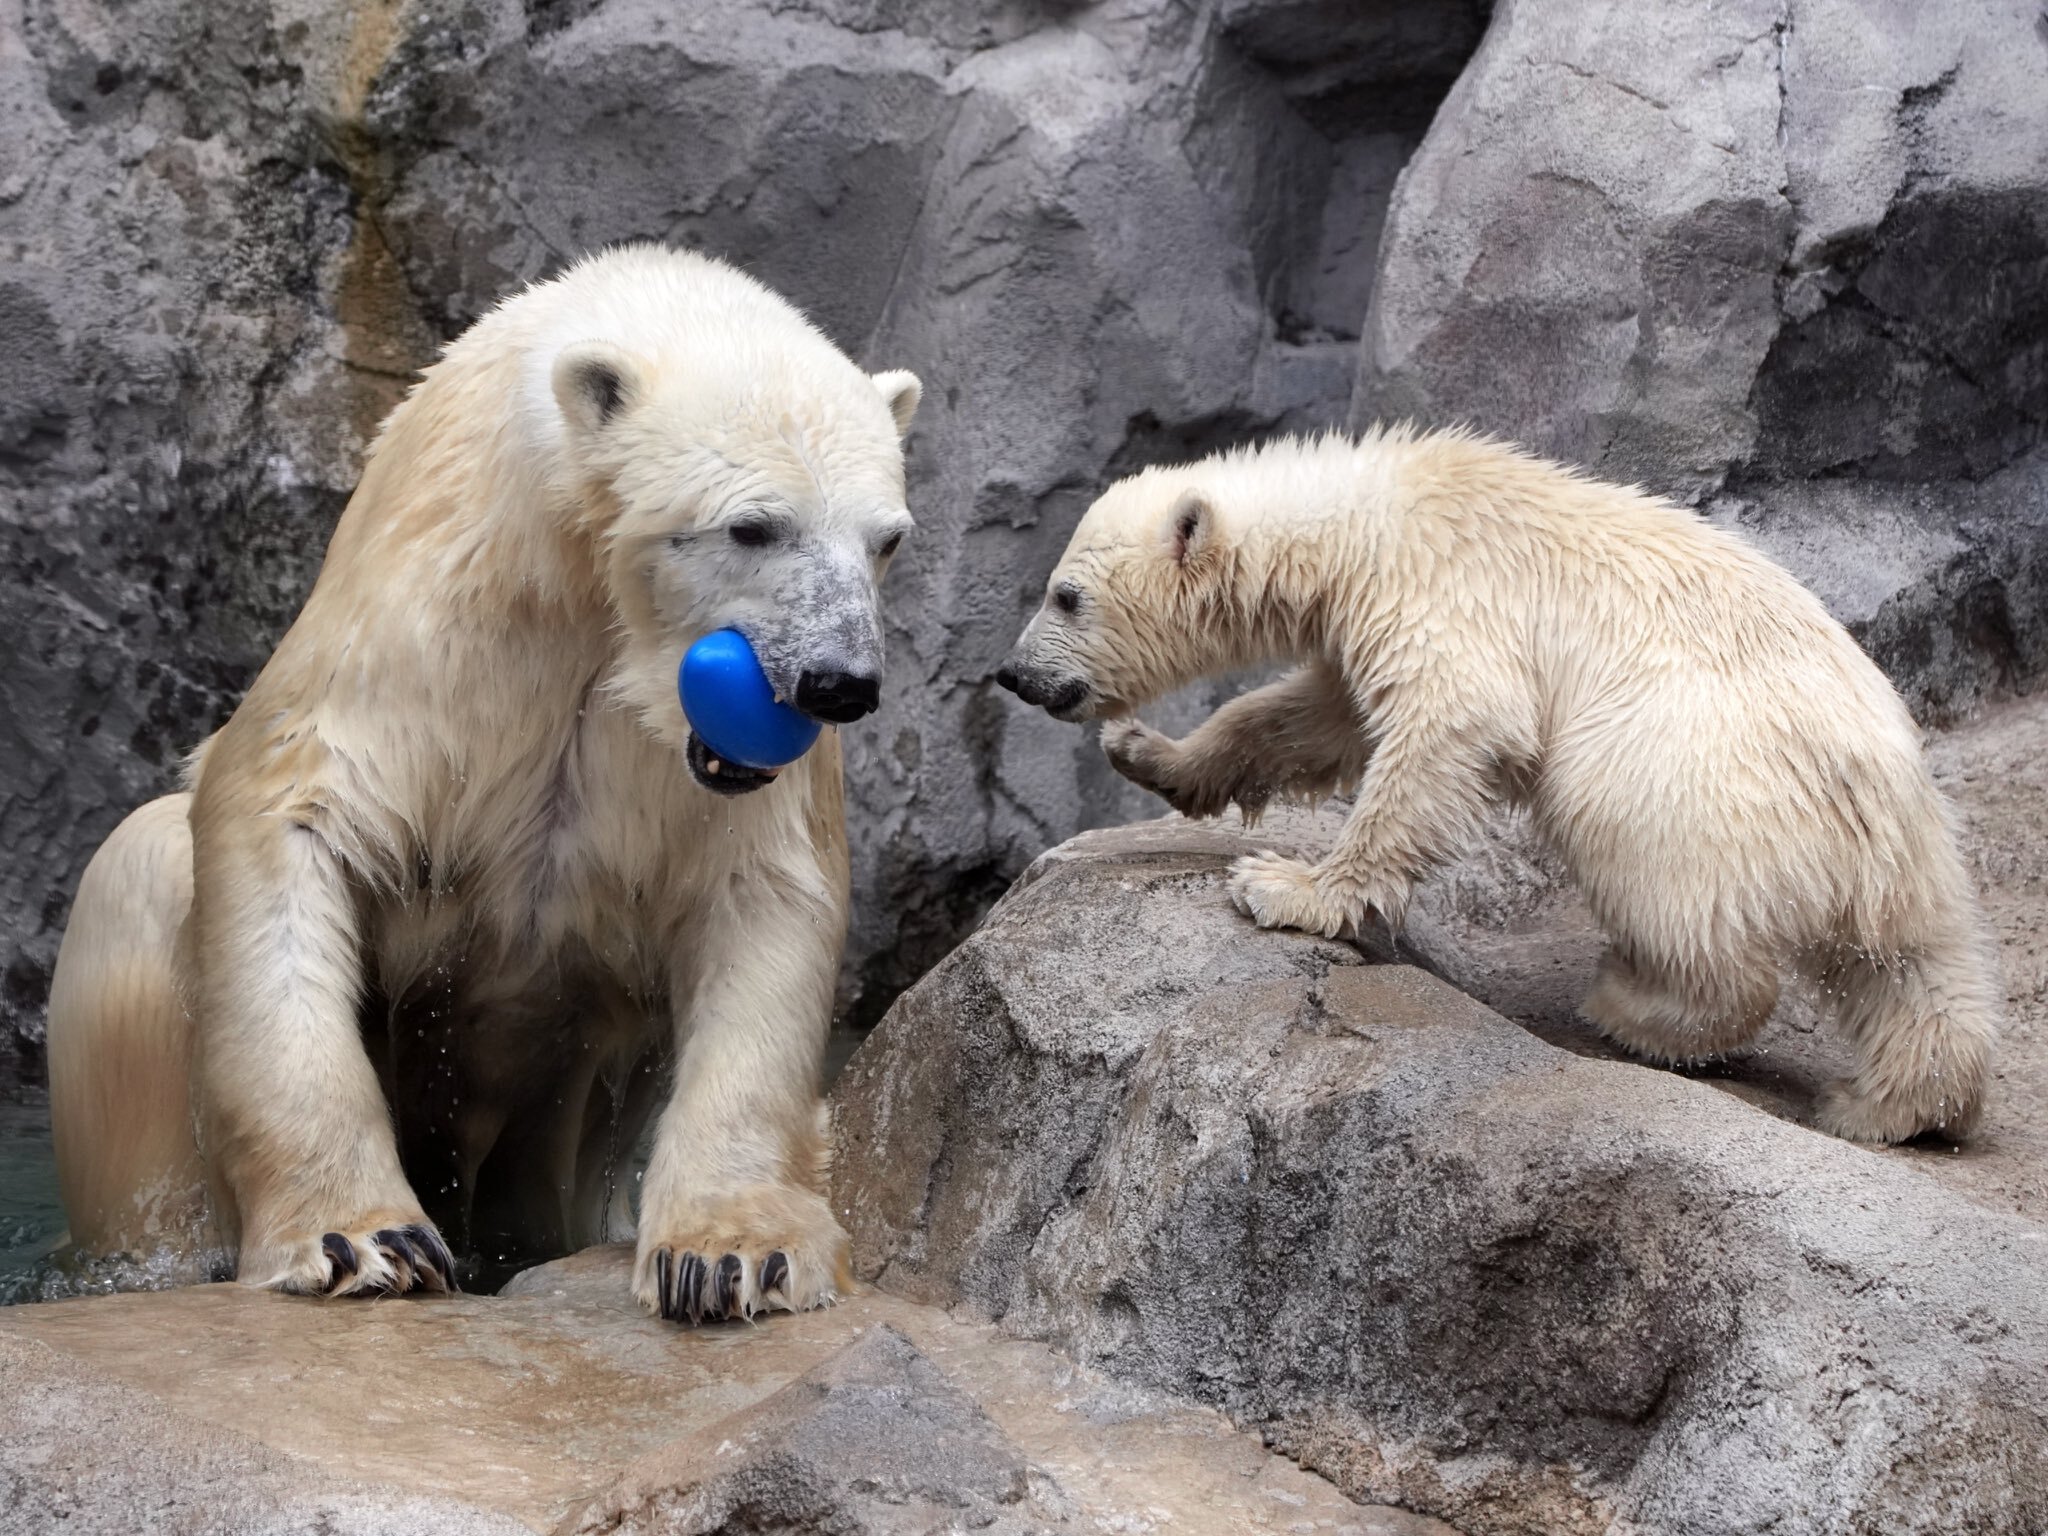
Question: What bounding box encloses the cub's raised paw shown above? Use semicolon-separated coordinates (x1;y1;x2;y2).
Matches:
247;1220;458;1297
1229;850;1355;939
634;1185;849;1325
1101;719;1250;820
1100;719;1178;798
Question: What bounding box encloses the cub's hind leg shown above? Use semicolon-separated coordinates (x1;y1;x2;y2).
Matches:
47;794;217;1271
1810;929;1998;1144
1582;943;1781;1065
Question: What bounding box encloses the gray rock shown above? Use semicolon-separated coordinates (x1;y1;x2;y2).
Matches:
1356;0;2048;720
0;1331;532;1536
561;1323;1072;1535
0;1243;1420;1535
833;804;2048;1536
0;0;374;1078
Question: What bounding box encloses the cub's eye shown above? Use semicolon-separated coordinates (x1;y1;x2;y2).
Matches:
728;520;775;549
877;531;904;560
1053;582;1082;616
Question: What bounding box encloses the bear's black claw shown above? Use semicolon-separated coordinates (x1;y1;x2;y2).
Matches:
675;1251;708;1324
714;1253;743;1317
761;1250;789;1297
399;1224;457;1292
322;1233;358;1281
369;1228;418;1292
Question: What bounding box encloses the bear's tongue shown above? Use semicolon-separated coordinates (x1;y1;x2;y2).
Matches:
686;733;779;796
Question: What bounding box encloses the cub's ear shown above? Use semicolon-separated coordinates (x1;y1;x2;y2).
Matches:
552;342;647;436
870;369;922;438
1166;489;1215;567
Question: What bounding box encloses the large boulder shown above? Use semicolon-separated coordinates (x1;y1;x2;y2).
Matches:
1356;0;2048;719
833;781;2048;1535
0;1243;1441;1535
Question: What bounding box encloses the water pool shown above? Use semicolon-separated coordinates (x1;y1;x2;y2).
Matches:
0;1026;873;1303
0;1095;66;1303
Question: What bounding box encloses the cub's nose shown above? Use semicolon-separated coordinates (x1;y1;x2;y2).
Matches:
795;668;880;724
994;664;1020;694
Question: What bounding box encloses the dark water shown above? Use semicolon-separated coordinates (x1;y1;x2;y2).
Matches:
0;1027;873;1305
0;1095;66;1304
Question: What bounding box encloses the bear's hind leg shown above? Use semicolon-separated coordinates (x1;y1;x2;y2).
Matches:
1811;933;1998;1143
48;794;218;1272
1582;945;1780;1066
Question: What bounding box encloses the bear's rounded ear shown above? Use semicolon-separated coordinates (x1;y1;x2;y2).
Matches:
552;342;646;437
870;369;922;438
1166;489;1215;568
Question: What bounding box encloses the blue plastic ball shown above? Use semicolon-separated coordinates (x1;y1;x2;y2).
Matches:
678;629;822;770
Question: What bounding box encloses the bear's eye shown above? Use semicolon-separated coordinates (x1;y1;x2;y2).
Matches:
728;519;776;549
1053;582;1082;616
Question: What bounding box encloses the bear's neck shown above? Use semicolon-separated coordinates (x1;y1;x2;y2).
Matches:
1209;502;1370;668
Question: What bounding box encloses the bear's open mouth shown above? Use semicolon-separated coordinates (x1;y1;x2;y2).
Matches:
686;733;780;796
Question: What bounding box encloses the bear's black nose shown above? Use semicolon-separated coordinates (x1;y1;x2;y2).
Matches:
796;669;880;724
994;664;1020;694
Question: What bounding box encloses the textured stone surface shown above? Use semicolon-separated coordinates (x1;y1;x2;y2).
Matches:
558;1323;1066;1535
0;1243;1442;1535
833;805;2048;1536
0;1331;529;1536
1357;0;2048;720
4;0;2044;1079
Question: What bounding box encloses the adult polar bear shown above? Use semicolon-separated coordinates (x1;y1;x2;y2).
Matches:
47;246;921;1323
996;429;2000;1145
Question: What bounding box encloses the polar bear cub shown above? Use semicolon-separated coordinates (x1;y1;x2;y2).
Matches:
47;245;922;1321
996;428;2000;1144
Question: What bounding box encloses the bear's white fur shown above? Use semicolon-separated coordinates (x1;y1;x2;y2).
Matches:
47;246;922;1319
999;428;1999;1143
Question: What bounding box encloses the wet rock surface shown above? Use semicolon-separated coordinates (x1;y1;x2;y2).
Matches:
4;0;2044;1077
832;706;2048;1535
0;1243;1447;1535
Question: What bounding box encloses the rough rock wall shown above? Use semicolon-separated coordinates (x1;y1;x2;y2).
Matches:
1;0;2041;1079
1357;0;2048;717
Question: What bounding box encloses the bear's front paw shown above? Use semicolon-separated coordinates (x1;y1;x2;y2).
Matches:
1100;720;1179;797
1102;720;1251;820
1229;851;1363;939
634;1183;850;1325
242;1218;458;1297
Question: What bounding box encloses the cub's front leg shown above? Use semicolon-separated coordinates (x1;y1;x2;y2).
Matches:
1102;664;1369;823
1230;700;1500;941
634;854;849;1324
191;808;453;1296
